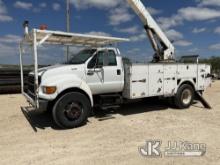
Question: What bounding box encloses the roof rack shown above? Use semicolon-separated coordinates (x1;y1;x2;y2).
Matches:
22;29;129;47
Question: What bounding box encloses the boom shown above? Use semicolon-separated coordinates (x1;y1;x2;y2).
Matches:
127;0;175;62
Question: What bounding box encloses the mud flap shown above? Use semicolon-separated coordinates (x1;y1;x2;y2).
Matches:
195;91;212;109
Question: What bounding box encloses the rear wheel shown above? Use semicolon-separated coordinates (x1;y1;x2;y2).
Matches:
174;84;194;109
52;92;91;129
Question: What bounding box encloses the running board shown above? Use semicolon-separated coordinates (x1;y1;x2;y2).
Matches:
195;92;212;109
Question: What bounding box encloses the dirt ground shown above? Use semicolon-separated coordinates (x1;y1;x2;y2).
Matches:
0;81;220;165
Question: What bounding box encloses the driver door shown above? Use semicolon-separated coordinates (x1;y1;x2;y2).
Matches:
86;51;105;94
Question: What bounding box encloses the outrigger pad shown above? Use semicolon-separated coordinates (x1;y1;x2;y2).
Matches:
195;91;212;109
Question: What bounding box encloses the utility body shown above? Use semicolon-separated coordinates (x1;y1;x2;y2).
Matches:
20;0;211;128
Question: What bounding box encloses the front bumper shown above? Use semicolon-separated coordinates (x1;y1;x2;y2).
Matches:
38;99;49;112
23;92;49;112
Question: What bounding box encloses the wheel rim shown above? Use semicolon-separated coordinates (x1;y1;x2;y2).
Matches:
64;102;83;121
181;89;192;105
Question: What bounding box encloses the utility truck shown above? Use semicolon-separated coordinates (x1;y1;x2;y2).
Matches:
20;0;211;128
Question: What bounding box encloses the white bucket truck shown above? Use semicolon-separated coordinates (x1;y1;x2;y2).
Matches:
20;0;211;128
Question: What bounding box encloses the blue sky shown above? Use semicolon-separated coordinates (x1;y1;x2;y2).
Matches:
0;0;220;65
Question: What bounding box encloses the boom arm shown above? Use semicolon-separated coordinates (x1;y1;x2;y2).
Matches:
127;0;175;62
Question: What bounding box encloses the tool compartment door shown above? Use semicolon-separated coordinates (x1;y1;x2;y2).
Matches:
198;64;211;90
148;65;164;96
164;65;177;96
130;65;148;99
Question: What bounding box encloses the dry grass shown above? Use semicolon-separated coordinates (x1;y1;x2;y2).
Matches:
0;81;220;165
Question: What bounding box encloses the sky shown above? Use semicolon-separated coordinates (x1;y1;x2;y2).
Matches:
0;0;220;65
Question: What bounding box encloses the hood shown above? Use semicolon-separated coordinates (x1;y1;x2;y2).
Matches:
38;64;65;75
30;64;85;80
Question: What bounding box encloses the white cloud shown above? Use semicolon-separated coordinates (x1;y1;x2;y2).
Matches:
0;34;21;61
214;27;220;34
39;2;47;8
70;0;132;26
130;29;185;44
165;29;183;40
14;1;33;10
0;43;18;56
114;26;139;34
147;7;162;15
127;48;141;54
130;33;146;42
192;27;206;33
52;3;61;11
70;0;133;26
188;47;199;53
179;7;220;21
0;35;21;44
109;7;134;25
174;40;192;47
158;15;183;30
0;0;13;22
33;2;47;13
0;34;21;60
0;15;12;22
85;31;111;37
0;0;7;14
158;7;220;30
209;43;220;50
197;0;220;7
70;0;121;9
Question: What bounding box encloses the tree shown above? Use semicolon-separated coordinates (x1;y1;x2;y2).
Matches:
200;56;220;74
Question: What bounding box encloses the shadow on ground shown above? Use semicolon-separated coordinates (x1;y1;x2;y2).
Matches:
20;97;180;132
21;106;60;132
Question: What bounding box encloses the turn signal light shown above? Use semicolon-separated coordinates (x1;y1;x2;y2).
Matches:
43;86;57;94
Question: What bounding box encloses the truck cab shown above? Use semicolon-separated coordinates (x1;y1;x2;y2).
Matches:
34;47;124;104
25;47;126;128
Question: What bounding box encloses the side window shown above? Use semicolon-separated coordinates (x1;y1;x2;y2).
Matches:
107;50;117;66
97;51;104;67
87;51;104;69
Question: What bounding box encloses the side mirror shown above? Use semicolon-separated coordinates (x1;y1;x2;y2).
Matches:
95;64;103;69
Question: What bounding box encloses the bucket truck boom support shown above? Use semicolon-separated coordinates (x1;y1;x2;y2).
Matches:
127;0;175;62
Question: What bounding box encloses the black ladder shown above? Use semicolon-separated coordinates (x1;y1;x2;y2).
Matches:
195;91;212;109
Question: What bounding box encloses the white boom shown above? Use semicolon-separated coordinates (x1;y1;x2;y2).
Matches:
127;0;175;62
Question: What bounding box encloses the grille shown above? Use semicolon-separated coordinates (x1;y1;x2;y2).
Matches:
27;75;41;99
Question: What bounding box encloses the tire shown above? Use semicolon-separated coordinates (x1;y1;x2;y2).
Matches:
52;92;91;129
174;84;194;109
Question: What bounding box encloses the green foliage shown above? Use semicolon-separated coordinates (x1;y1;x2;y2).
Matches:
200;56;220;73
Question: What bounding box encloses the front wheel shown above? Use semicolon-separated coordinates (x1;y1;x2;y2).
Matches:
174;84;194;109
52;92;91;129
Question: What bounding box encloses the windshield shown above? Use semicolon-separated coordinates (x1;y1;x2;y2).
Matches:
67;49;97;64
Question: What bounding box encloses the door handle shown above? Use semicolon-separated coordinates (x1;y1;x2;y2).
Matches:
117;69;121;75
94;68;102;72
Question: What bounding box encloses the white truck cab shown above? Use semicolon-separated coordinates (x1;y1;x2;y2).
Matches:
36;47;124;105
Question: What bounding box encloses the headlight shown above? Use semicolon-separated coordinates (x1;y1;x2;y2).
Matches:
42;86;57;94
